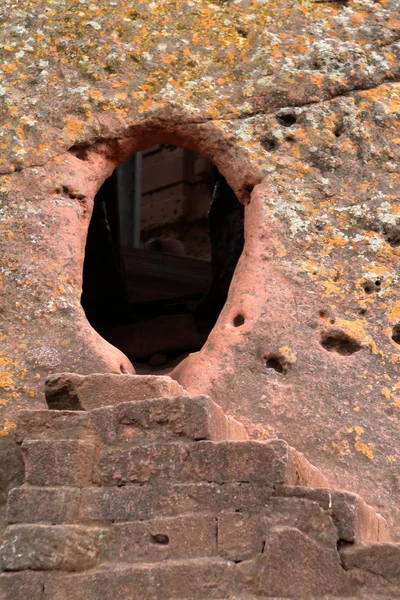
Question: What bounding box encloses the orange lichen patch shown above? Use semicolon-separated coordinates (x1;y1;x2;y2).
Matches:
279;346;297;364
348;426;374;460
388;302;400;324
0;420;16;436
0;373;14;390
355;439;374;459
0;358;13;366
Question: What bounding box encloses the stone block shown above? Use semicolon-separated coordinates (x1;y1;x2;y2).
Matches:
16;410;93;443
113;395;248;444
217;498;338;563
92;442;189;486
0;572;45;600
45;373;186;411
217;513;263;562
93;439;321;487
263;497;338;546
237;527;354;597
0;524;109;571
275;485;391;543
43;558;234;600
189;440;323;486
7;486;81;524
22;440;96;486
89;396;248;446
89;406;118;445
104;514;217;562
79;486;151;523
340;542;400;582
79;483;274;523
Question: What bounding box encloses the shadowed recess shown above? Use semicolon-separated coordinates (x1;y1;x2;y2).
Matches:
320;331;362;356
81;144;245;375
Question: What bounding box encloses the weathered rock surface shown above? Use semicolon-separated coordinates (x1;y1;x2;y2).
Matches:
0;0;399;541
1;388;397;599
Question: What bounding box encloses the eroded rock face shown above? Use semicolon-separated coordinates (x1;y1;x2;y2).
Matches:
0;0;399;536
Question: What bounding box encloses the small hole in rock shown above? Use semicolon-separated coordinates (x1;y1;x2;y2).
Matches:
392;324;400;345
277;114;297;127
334;122;344;138
375;279;381;287
358;308;367;316
151;534;169;545
320;331;362;356
264;355;286;374
69;145;90;161
233;314;245;327
385;230;400;248
362;282;375;295
261;137;279;151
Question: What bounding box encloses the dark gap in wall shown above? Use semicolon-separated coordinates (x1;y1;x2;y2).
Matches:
81;144;244;374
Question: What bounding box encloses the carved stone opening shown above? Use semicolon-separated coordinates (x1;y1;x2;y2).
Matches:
81;144;244;374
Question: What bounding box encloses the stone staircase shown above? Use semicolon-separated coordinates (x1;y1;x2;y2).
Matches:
0;374;399;600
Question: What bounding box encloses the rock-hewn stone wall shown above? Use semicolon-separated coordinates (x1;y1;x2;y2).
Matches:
0;0;399;535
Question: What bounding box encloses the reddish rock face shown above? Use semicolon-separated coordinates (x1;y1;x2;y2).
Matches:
0;0;399;539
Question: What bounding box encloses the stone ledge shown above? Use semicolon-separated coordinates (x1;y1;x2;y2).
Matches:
45;373;186;411
274;486;391;543
92;439;327;487
16;395;248;445
340;542;400;582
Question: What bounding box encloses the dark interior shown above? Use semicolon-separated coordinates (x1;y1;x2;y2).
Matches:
81;145;244;374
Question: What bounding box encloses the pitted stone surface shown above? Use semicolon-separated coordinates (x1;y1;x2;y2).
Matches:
0;0;399;539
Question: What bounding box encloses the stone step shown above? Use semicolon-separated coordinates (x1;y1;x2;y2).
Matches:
8;482;274;524
92;440;328;488
92;395;248;445
0;558;235;600
274;486;391;543
5;504;339;570
8;483;389;549
45;373;186;411
17;396;248;445
19;437;326;489
340;542;400;588
15;410;93;443
0;528;358;599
